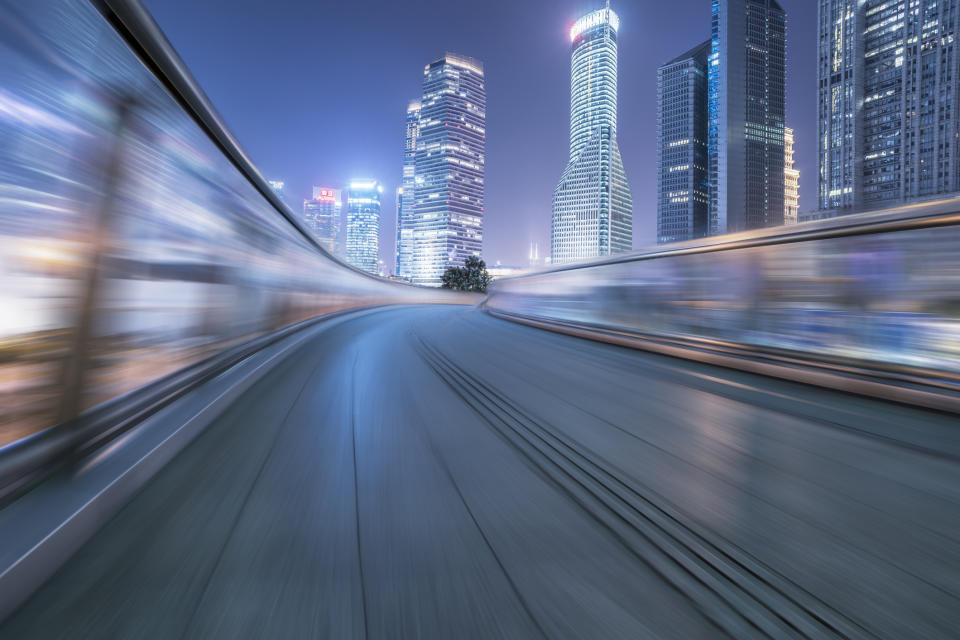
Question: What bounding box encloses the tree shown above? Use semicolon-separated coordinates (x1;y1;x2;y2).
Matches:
441;256;491;293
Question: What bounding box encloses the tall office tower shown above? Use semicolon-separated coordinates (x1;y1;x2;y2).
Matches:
411;54;485;287
784;127;799;224
708;0;787;235
820;1;960;212
657;40;711;244
346;180;382;274
552;4;633;264
818;0;861;210
302;187;341;254
396;100;420;279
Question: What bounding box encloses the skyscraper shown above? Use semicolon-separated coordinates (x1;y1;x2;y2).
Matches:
708;0;786;234
396;99;420;280
818;0;860;211
303;187;341;255
346;180;382;274
411;53;485;287
657;40;711;244
819;1;960;213
552;4;633;264
785;127;799;224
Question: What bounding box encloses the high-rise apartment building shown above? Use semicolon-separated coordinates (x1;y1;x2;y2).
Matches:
396;100;420;280
657;40;711;244
552;5;633;263
785;127;799;224
819;0;960;212
411;53;485;287
708;0;786;234
303;187;341;255
346;180;382;274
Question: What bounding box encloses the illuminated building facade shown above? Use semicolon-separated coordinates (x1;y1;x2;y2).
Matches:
552;5;633;263
396;100;420;280
346;180;382;274
411;53;485;287
708;0;786;234
302;187;341;255
818;0;861;210
657;40;711;244
785;127;799;224
819;0;960;212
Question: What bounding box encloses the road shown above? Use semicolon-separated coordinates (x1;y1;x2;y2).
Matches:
4;305;960;639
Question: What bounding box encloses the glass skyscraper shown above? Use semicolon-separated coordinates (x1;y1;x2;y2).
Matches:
708;0;786;234
552;5;632;264
411;53;485;287
819;0;960;213
346;180;382;274
302;187;341;255
396;99;420;280
657;40;711;244
818;0;861;211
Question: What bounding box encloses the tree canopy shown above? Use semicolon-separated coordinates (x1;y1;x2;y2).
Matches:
441;256;491;293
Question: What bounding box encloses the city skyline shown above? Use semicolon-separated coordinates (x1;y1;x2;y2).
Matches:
143;0;817;267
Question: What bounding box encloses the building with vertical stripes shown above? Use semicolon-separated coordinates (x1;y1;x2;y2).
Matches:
551;4;633;264
657;40;711;244
411;53;485;287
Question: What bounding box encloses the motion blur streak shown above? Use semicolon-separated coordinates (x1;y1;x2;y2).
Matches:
487;200;960;382
0;0;464;447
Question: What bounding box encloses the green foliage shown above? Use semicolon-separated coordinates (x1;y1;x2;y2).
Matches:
441;256;491;293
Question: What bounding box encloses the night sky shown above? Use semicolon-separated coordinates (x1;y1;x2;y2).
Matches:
143;0;817;268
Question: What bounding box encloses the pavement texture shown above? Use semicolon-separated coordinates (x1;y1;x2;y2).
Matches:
3;305;960;639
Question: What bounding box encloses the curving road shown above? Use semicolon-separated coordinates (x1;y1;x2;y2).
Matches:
4;305;960;639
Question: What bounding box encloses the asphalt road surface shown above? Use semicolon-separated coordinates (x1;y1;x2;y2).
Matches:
4;305;960;639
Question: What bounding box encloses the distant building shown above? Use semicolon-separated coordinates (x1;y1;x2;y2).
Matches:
708;0;787;234
552;4;633;263
657;40;710;244
412;53;485;287
396;100;420;279
303;187;341;255
819;0;960;213
528;241;546;268
346;180;382;274
784;127;799;225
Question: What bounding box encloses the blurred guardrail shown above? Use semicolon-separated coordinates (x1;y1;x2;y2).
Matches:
0;0;472;476
486;198;960;410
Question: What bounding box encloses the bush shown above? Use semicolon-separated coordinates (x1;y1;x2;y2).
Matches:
441;256;491;293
